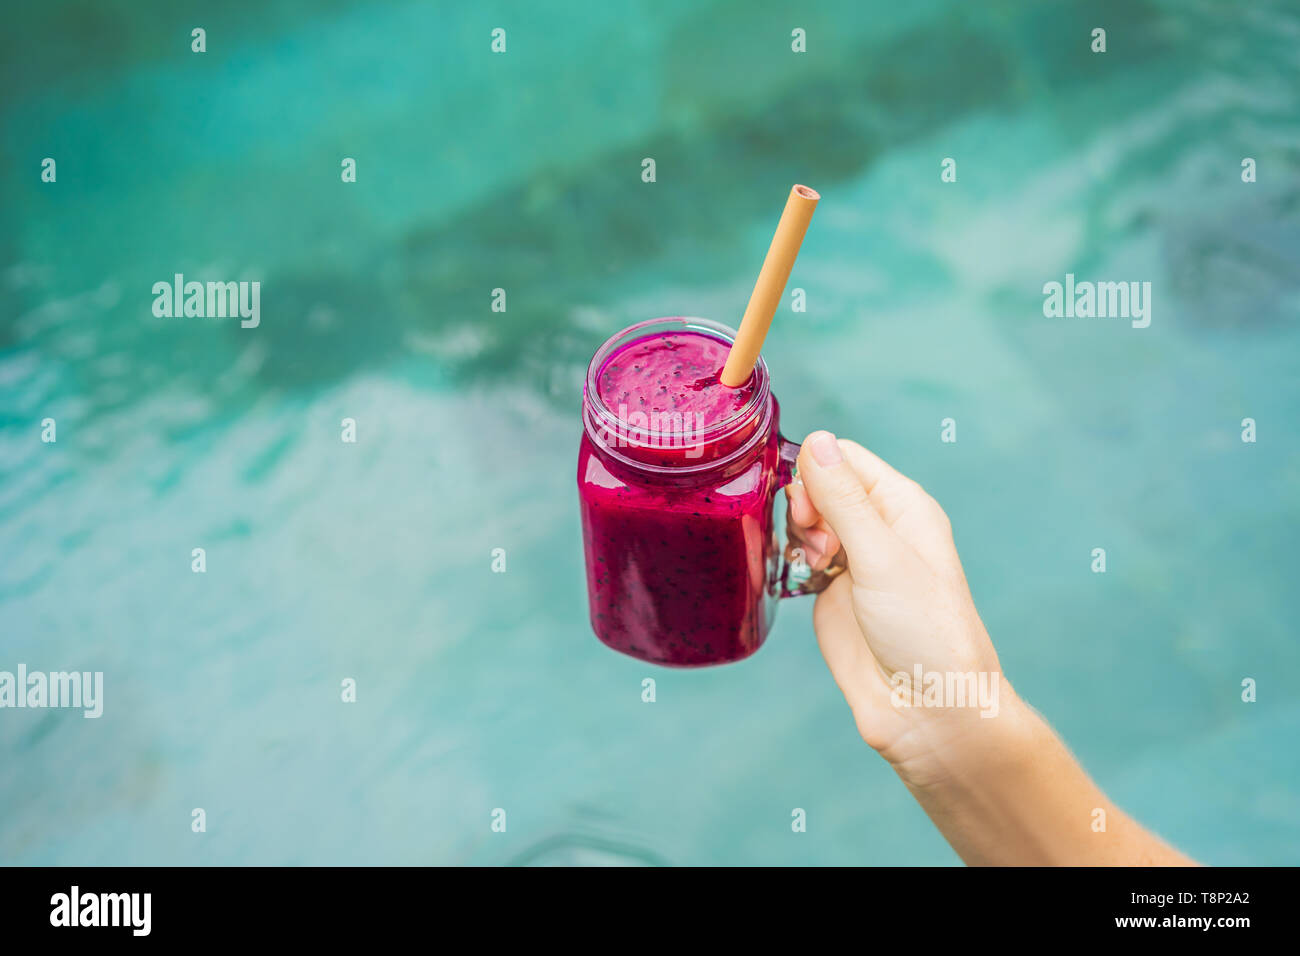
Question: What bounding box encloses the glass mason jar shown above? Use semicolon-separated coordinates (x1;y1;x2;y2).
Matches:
577;317;834;667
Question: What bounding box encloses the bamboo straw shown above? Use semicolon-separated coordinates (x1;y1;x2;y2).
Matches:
720;184;820;386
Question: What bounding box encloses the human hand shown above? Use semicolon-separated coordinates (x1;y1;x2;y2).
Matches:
787;432;1196;865
786;431;1016;787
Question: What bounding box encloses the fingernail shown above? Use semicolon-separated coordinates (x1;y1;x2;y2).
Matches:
805;528;831;553
809;431;842;466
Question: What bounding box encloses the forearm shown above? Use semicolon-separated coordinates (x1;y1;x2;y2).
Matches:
895;687;1197;866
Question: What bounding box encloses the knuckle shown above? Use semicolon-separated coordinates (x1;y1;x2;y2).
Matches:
833;474;873;511
927;495;953;532
903;479;952;530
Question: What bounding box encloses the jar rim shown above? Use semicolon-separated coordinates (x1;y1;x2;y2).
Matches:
582;317;772;475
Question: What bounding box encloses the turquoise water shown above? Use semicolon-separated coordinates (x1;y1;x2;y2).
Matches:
2;0;1299;865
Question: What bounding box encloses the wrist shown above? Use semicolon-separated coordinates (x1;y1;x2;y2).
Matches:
885;676;1040;794
879;678;1196;866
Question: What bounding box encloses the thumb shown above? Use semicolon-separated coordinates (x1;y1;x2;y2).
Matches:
797;431;906;583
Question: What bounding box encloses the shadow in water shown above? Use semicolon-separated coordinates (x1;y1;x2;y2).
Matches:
2;0;1210;429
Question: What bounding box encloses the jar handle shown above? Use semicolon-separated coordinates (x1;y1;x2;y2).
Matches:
776;435;847;598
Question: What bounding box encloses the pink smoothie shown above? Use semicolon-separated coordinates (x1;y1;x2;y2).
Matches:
596;331;756;435
578;329;782;666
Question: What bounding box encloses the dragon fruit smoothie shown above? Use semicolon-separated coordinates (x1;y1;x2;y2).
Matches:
577;321;787;666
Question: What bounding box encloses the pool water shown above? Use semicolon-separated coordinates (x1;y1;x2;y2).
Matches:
2;0;1298;865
